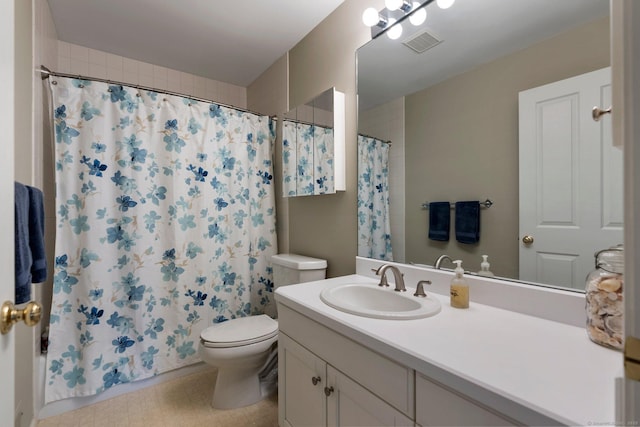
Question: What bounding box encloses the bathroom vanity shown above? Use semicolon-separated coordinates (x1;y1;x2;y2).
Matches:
275;259;620;426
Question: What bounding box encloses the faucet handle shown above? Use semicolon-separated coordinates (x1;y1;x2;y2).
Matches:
414;280;431;297
374;266;390;287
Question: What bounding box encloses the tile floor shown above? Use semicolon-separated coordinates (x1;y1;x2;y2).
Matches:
37;368;278;427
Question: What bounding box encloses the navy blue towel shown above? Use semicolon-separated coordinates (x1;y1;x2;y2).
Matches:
27;185;47;283
14;183;47;305
428;202;450;241
14;182;32;304
455;201;480;244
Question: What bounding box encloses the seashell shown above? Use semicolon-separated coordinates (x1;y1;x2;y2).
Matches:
597;278;622;292
604;315;623;335
607;292;619;301
588;325;610;343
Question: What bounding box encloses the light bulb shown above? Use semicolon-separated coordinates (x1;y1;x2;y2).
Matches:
409;2;427;26
385;0;403;11
436;0;455;9
362;7;381;27
386;19;403;40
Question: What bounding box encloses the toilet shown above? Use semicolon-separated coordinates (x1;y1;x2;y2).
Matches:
198;253;327;409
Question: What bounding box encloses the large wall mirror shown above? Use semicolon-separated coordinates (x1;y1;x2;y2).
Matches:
357;0;622;292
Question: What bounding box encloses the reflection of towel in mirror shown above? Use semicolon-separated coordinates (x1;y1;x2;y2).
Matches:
428;202;450;241
14;182;47;304
455;201;480;244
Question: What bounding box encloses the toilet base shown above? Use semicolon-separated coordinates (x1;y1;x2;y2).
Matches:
212;367;263;409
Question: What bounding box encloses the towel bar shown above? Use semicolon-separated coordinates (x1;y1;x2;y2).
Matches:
421;199;493;210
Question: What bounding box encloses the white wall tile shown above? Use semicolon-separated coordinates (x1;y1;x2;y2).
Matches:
139;61;153;78
69;44;88;62
106;66;123;81
88;48;106;67
57;42;248;108
88;63;108;79
106;53;123;71
139;73;154;88
69;59;89;76
57;41;70;59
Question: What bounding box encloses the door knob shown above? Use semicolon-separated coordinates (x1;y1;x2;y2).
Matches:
1;300;42;334
592;106;612;122
522;235;534;245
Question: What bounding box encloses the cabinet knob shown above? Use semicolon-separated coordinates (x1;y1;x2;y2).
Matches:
311;376;321;386
324;386;334;397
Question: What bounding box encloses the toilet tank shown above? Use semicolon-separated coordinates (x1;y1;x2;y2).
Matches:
271;254;327;290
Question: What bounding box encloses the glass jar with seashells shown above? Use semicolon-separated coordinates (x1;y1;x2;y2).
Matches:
585;245;624;350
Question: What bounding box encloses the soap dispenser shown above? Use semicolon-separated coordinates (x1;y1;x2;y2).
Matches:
450;260;469;309
477;255;494;277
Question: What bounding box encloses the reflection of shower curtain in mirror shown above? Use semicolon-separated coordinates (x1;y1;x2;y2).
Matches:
282;120;334;196
45;76;276;403
357;135;393;260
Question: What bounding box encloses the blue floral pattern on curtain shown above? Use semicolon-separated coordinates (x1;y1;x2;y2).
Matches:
45;77;276;403
282;120;334;196
357;135;393;260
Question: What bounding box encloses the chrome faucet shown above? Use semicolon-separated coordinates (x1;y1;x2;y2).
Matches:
375;264;406;292
434;254;453;270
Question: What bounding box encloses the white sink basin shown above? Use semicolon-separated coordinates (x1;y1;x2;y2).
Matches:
320;283;441;320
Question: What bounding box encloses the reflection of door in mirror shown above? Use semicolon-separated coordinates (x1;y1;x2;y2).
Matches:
519;67;623;290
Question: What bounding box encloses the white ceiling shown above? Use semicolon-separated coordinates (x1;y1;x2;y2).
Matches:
47;0;346;87
358;0;610;110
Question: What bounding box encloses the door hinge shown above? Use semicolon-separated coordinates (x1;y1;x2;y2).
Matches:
624;336;640;381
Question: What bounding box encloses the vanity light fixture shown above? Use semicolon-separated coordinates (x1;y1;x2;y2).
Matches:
436;0;455;9
362;7;388;28
363;0;438;40
386;18;403;40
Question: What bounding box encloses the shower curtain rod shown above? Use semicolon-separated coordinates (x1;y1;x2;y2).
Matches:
358;132;392;146
38;65;275;119
282;117;334;128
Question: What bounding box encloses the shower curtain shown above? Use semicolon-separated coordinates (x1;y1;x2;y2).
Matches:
45;77;276;402
357;135;393;260
282;120;334;196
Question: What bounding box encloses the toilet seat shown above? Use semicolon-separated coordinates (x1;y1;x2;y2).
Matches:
200;314;278;348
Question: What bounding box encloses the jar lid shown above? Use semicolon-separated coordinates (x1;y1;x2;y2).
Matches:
595;245;624;272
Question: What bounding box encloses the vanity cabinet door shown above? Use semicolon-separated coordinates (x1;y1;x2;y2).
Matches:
415;374;516;426
326;366;413;427
279;333;326;427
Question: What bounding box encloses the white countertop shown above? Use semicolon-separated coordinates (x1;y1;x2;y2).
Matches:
275;273;622;426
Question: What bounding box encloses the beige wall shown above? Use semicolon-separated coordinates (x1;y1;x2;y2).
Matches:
405;17;610;278
247;54;290;253
286;0;384;277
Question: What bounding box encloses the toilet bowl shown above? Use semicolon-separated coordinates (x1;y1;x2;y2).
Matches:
198;253;327;409
199;315;278;409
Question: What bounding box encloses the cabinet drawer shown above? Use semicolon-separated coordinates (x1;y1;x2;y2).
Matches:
278;305;414;417
416;373;515;426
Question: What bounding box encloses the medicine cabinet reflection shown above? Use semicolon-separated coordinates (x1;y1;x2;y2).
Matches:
282;87;345;197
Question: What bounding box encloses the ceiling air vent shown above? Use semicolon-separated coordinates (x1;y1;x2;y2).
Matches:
402;29;442;54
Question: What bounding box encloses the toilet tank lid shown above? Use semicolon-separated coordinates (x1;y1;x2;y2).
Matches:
271;254;327;270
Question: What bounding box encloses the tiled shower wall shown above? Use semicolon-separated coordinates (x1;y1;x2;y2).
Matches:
57;41;248;109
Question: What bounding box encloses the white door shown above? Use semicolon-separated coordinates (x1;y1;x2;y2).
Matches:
613;0;640;422
0;0;16;423
519;67;623;290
